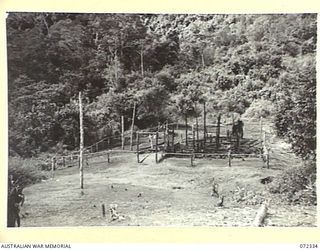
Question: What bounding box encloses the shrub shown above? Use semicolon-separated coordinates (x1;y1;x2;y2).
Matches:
267;160;316;205
8;157;50;187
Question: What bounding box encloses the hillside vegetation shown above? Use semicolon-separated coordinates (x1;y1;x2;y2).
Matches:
7;14;316;204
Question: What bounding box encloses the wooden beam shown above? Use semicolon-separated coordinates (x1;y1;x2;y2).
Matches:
79;91;84;189
136;131;140;163
121;115;125;150
155;132;159;163
203;102;206;144
130;102;136;151
216;113;221;149
51;157;56;176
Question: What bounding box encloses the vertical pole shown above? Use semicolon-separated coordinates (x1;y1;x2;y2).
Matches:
260;116;263;147
102;204;106;217
228;146;232;167
196;116;199;150
136;132;140;163
203;102;207;145
107;152;110;163
192;124;195;151
51;157;56;176
130;102;136;151
79;91;84;190
185;115;188;146
192;124;195;167
62;156;65;168
155;132;159;163
216;113;221;149
172;126;175;152
191;153;194;167
121;115;125;150
140;46;144;77
165;122;169;148
267;148;270;169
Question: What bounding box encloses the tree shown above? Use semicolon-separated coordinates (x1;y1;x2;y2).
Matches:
274;56;316;159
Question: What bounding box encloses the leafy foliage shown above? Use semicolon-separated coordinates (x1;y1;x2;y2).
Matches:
7;13;316;164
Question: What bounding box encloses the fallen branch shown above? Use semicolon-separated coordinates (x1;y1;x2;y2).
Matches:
252;203;268;227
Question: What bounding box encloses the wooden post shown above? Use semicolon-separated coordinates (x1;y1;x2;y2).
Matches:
185;115;188;146
155;132;159;163
107;152;110;163
216;114;221;149
228;146;231;167
79;91;84;190
140;45;144;77
260;116;263;147
262;132;270;168
51;157;56;175
192;124;195;151
121;115;125;150
130;102;136;151
172;126;175;152
203;102;206;144
196;117;199;141
136;132;140;163
165;122;169;148
266;149;270;169
102;204;106;217
191;153;194;167
196;116;199;150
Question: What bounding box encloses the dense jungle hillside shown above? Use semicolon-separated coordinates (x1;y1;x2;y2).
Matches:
7;13;316;164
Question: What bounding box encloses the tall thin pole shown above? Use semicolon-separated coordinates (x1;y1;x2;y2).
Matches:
172;126;175;152
192;124;195;151
203;102;207;144
185;115;188;146
196;116;199;141
216;113;221;149
140;45;144;77
79;91;84;190
121;115;125;150
130;102;136;151
136;132;140;163
155;132;159;163
260;116;263;147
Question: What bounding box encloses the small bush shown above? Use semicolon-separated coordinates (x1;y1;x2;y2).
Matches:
8;157;50;188
267;161;316;205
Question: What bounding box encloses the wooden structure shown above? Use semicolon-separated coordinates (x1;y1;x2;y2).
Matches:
50;114;270;170
79;91;84;189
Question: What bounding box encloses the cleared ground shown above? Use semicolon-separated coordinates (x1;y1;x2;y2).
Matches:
21;149;316;227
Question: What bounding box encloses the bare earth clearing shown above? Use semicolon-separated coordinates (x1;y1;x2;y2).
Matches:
21;147;316;227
